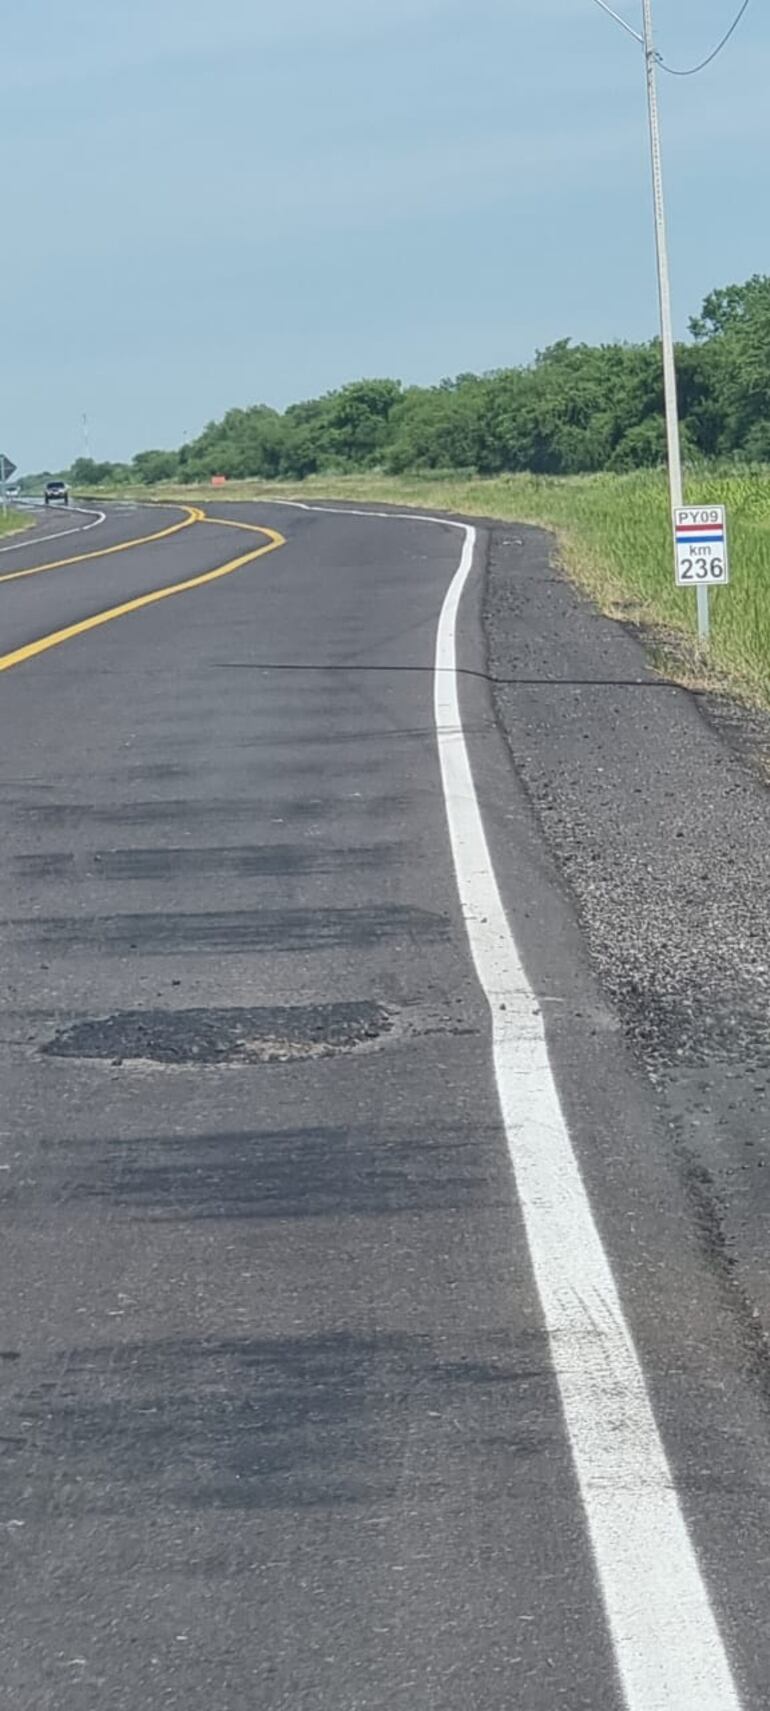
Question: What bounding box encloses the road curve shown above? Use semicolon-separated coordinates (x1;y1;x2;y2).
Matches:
0;500;767;1709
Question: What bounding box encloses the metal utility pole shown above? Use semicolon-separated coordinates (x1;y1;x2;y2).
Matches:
641;0;709;642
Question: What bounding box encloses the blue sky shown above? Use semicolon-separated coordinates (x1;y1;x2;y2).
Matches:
2;0;767;470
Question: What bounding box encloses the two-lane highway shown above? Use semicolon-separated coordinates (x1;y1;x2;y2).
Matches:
0;500;768;1709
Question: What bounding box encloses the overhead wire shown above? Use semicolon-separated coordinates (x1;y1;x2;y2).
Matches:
589;0;753;76
657;0;752;76
589;0;642;45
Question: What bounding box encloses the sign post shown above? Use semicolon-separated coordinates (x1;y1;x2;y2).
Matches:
674;507;729;630
0;454;17;516
641;2;714;648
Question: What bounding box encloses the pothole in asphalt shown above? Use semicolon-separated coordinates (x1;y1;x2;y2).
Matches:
42;1002;393;1066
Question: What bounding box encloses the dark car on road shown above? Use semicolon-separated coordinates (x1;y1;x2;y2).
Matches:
44;479;69;506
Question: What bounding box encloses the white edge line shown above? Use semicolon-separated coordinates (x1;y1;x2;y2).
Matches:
258;496;743;1711
0;504;106;556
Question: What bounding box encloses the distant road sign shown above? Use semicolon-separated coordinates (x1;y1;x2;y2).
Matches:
0;454;17;480
674;506;729;588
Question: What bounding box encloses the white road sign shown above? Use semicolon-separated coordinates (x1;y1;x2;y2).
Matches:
674;506;729;588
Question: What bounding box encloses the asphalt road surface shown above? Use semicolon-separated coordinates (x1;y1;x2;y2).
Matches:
1;499;768;1710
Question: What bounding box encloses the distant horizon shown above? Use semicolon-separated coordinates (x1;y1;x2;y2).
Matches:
21;267;759;481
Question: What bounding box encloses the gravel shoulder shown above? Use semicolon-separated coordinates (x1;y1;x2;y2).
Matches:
484;524;770;1339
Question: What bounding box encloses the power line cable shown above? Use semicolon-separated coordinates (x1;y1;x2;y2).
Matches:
658;0;752;76
589;0;642;45
589;0;752;76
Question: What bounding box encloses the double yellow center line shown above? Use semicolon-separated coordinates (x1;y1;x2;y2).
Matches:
0;504;206;587
0;506;286;676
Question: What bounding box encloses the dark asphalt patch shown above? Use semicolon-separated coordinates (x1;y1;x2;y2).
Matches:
3;792;413;827
43;1002;391;1065
16;905;449;954
6;1330;552;1518
612;981;770;1072
23;1121;496;1223
12;842;406;882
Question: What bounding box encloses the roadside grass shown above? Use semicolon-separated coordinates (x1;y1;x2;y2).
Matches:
83;469;770;707
0;508;32;540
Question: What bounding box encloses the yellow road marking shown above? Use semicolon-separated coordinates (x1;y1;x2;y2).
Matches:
200;514;274;533
0;504;205;586
0;525;286;676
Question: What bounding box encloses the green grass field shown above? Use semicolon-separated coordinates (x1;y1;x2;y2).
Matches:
92;469;770;707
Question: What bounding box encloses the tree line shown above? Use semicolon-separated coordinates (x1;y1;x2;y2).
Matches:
29;276;770;492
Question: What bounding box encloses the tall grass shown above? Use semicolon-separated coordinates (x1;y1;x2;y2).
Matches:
94;468;770;705
483;468;770;701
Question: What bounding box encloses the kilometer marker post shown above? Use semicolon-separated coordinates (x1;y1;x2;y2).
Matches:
674;507;729;593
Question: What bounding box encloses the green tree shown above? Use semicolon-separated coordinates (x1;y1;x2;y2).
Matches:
689;276;770;455
131;449;179;484
55;272;770;492
324;379;402;466
690;275;770;340
386;380;486;473
70;457;122;487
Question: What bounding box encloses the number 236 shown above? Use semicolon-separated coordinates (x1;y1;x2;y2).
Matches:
679;555;725;581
